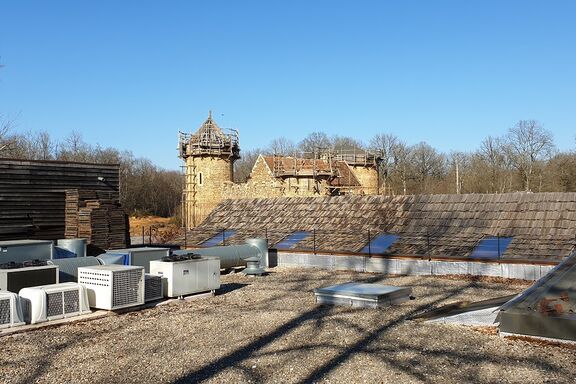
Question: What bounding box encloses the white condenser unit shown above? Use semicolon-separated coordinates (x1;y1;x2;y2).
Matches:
144;274;163;302
19;283;90;324
78;265;144;310
0;291;25;329
149;256;220;298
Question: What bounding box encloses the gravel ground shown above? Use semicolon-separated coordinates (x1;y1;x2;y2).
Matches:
1;268;575;384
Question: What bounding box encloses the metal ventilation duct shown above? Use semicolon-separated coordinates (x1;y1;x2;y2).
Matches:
184;238;268;269
47;256;101;283
56;239;87;258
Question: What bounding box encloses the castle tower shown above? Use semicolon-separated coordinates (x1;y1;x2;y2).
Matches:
178;112;240;228
332;150;382;195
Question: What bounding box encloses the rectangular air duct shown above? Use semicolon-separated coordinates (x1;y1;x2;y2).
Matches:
19;283;90;324
104;247;170;272
149;256;220;298
78;265;144;310
0;291;25;329
144;274;163;302
0;265;59;293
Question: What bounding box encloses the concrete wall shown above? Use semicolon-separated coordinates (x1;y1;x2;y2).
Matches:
277;252;555;281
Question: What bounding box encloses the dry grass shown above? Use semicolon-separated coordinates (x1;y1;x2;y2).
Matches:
1;268;574;384
129;216;179;244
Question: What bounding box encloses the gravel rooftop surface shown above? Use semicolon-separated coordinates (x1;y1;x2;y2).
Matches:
1;267;575;384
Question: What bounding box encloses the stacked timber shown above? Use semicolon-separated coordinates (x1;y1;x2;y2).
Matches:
65;189;128;249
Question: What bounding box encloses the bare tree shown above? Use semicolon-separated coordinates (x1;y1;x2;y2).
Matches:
390;141;411;195
298;132;331;156
478;136;513;193
0;117;16;154
506;120;555;191
266;137;296;156
331;135;364;152
369;133;399;195
409;142;446;194
234;149;260;183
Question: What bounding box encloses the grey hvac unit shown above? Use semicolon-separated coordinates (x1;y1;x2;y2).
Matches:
0;265;59;293
105;247;170;273
0;240;54;264
47;256;101;282
0;291;25;329
78;265;144;310
19;283;91;324
149;256;220;298
144;274;163;302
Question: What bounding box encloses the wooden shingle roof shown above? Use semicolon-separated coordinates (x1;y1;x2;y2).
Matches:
180;192;576;262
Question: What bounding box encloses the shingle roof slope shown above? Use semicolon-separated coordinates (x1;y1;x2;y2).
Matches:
180;192;576;262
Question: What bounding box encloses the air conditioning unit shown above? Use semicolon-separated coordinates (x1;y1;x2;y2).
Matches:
78;265;144;310
105;247;170;272
19;283;90;324
0;265;59;293
144;274;163;302
0;291;25;329
0;240;54;264
149;256;220;298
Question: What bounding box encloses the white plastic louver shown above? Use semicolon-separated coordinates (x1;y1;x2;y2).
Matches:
0;291;25;329
144;274;163;302
18;283;91;324
78;265;144;310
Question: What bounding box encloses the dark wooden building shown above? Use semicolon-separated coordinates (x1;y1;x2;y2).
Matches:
0;158;120;241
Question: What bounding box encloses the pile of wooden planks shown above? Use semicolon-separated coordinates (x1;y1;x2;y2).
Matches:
65;189;128;249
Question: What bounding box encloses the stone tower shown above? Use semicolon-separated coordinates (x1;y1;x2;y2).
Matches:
178;112;240;228
332;151;381;195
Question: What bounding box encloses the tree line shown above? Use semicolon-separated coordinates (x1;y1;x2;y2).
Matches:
235;120;576;195
0;123;182;217
2;117;575;219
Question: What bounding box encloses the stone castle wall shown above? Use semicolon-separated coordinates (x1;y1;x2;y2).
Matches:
349;166;379;194
221;156;331;200
184;155;380;228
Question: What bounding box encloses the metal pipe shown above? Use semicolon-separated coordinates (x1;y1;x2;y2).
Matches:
190;238;268;269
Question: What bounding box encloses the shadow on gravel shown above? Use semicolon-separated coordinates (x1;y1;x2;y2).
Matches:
216;283;250;295
172;304;335;384
172;276;571;384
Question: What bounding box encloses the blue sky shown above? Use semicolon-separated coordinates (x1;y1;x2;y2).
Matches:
1;1;575;170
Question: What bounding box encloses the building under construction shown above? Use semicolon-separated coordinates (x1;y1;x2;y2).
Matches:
178;113;382;228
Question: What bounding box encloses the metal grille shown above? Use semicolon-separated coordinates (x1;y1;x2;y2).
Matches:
46;292;63;317
63;290;80;314
145;275;162;302
78;271;111;286
112;269;142;308
0;299;10;325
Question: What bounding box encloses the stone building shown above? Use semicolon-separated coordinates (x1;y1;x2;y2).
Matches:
179;113;381;228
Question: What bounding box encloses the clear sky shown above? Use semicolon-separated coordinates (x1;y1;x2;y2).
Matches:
1;1;575;170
